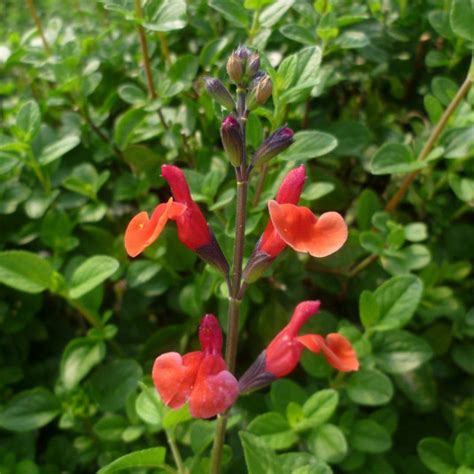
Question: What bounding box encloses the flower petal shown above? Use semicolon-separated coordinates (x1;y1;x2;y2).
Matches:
189;355;239;419
152;351;203;409
124;198;185;257
268;201;348;258
298;333;359;372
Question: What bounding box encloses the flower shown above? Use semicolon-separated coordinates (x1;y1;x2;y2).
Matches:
243;165;306;282
243;165;348;282
252;127;294;168
152;314;239;419
238;301;359;393
124;165;229;274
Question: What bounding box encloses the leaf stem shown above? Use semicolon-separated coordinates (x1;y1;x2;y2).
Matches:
166;433;187;474
26;0;52;55
133;0;168;129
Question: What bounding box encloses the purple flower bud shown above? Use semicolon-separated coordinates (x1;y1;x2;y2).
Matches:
253;127;294;167
245;52;260;78
203;77;235;111
246;73;272;110
220;115;243;167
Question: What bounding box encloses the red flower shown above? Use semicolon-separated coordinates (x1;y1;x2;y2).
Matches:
125;165;229;274
238;301;359;392
152;314;239;419
259;165;307;258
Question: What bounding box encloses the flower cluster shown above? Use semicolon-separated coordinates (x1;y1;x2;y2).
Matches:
125;46;359;419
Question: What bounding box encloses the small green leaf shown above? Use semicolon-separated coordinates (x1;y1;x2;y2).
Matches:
248;412;298;450
118;84;147;104
60;337;106;390
208;0;249;28
280;131;337;162
417;437;456;474
16;101;40;140
372;275;423;331
239;431;278;474
370;143;425;175
350;420;392;453
144;0;187;32
308;423;348;463
0;388;61;432
38;134;80;165
97;448;166;474
359;290;380;329
450;0;474;41
372;330;433;374
346;369;394;406
297;389;339;431
114;108;146;150
0;251;54;294
69;256;119;299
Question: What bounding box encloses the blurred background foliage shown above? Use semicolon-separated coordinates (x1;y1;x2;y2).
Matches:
0;0;473;473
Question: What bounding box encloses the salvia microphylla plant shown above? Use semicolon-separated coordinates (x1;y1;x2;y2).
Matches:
124;46;359;472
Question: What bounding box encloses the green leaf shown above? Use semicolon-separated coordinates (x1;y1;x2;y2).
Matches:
349;420;392;454
449;174;474;202
417;437;456;474
16;101;40;140
308;423;348;463
60;337;106;390
144;0;187;32
239;431;278;474
69;255;119;299
450;0;474;41
259;0;295;28
370;143;425;175
279;24;316;45
372;275;423;331
270;379;307;414
118;84;147;104
280;131;337;161
346;369;394;406
359;290;380;329
159;55;199;98
208;0;249;28
94;414;127;442
297;389;339;431
0;388;61;432
244;0;273;9
0;251;54;294
372;330;433;374
135;384;163;426
114;108;146;150
38;135;80;165
90;359;143;411
454;433;474;467
248;412;298;450
97;448;166;473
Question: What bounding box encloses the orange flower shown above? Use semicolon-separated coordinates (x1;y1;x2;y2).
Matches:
267;201;348;258
239;301;359;393
152;315;239;419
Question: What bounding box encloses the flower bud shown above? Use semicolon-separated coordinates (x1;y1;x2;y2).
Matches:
226;46;249;83
245;52;260;78
220;115;243;167
252;127;294;167
246;73;272;110
203;77;235;111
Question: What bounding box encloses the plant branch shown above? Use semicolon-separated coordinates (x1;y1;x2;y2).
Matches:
349;72;472;278
133;0;168;129
210;87;249;474
26;0;52;55
166;433;187;474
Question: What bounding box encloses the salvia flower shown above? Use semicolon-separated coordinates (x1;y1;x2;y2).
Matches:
220;115;243;167
243;165;306;282
243;165;348;282
124;165;229;275
252;126;294;167
153;314;239;418
203;77;235;111
238;301;359;393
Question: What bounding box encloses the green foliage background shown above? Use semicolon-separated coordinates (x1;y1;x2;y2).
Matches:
0;0;473;473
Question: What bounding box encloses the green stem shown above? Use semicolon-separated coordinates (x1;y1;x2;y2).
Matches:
209;86;249;474
166;433;187;474
27;148;50;192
